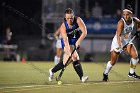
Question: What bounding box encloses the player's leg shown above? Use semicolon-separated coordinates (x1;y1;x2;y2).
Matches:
54;39;62;65
103;36;121;81
48;61;65;82
71;46;88;82
126;44;140;79
54;48;62;65
49;47;68;82
49;39;66;82
52;50;68;73
103;51;119;81
52;39;71;73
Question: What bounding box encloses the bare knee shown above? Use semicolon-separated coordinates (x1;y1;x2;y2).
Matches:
110;60;117;66
110;51;119;65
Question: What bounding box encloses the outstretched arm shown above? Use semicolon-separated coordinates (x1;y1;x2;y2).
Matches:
53;28;60;39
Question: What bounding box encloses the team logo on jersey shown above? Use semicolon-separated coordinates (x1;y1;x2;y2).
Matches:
125;27;133;34
67;28;81;38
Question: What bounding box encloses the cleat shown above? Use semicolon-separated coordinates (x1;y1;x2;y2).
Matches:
128;72;140;79
103;73;108;82
81;76;88;83
48;68;54;82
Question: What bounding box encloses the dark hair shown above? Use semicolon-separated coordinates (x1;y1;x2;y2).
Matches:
125;4;133;13
65;8;74;14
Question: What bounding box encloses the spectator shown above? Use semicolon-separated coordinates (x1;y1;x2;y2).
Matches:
114;9;122;21
92;2;103;19
5;27;12;45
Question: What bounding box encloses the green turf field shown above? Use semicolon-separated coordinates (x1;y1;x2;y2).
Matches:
0;61;140;93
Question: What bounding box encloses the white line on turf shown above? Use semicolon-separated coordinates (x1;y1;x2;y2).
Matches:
1;80;140;89
1;80;140;92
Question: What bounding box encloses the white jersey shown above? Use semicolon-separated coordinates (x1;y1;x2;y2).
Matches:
111;17;135;51
121;17;134;39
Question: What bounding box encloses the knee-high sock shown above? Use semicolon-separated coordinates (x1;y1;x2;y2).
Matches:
104;61;113;75
54;56;60;65
130;58;139;74
52;62;64;73
73;60;83;80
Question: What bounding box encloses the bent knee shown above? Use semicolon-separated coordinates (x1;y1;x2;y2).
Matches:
110;60;117;66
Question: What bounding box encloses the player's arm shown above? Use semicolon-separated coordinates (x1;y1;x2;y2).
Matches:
53;28;60;39
60;23;71;56
116;20;124;48
133;17;140;31
76;17;87;47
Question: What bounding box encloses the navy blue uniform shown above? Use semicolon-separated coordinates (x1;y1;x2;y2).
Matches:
61;17;81;49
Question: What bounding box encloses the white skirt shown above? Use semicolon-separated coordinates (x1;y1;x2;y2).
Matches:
56;39;62;48
110;35;133;52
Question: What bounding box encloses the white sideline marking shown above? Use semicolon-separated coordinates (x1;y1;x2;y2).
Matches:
1;80;140;93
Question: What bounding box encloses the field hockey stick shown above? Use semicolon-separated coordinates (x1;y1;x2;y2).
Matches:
122;31;140;49
47;33;55;40
56;46;77;81
115;33;137;53
122;35;136;49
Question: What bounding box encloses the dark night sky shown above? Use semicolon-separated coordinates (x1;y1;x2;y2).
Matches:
0;0;42;36
0;0;140;37
0;0;41;17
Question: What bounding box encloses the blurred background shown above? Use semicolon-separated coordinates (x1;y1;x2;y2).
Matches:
0;0;140;62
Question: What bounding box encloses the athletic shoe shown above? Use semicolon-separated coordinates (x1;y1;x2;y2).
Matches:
103;73;108;81
128;72;140;79
48;68;54;82
81;76;88;83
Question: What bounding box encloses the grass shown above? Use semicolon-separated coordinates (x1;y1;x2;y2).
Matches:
0;61;140;93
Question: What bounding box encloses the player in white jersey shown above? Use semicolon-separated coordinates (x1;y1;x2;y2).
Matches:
103;5;140;81
53;28;62;65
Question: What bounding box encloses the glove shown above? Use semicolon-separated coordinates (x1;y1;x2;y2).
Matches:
77;45;80;49
114;47;123;53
